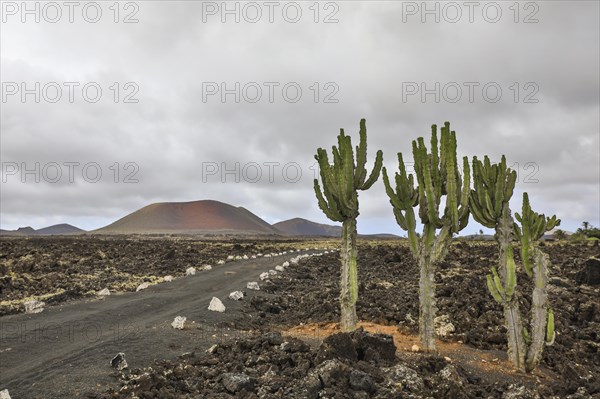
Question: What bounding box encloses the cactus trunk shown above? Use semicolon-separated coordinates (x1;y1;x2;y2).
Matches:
340;218;358;332
525;248;551;372
497;202;526;371
418;248;436;351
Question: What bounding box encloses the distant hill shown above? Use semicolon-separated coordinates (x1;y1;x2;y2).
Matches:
273;218;342;237
273;217;400;238
95;200;280;235
0;224;84;236
36;224;84;235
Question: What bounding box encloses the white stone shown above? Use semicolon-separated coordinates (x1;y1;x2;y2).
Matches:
163;275;173;282
24;300;45;314
257;253;263;257
246;281;260;290
259;272;270;281
229;291;244;300
235;255;242;260
282;261;290;267
251;255;257;259
202;265;212;271
110;353;128;370
217;260;225;265
207;344;218;353
275;265;285;272
283;251;287;255
268;270;277;276
0;389;10;399
97;288;111;296
434;315;456;337
227;255;234;260
324;251;329;254
243;255;249;260
264;254;271;258
171;316;186;329
136;282;150;292
186;267;196;276
208;297;226;312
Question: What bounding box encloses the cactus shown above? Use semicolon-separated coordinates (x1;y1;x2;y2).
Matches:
314;118;383;332
383;122;470;351
514;192;559;372
470;155;526;368
471;155;559;373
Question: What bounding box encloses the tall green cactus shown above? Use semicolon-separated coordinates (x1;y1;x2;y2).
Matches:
472;156;559;372
383;122;470;351
314;118;383;332
514;192;559;372
470;155;524;368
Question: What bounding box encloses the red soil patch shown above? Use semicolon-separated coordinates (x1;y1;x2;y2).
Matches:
283;321;555;384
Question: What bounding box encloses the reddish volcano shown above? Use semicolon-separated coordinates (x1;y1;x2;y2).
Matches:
96;200;280;234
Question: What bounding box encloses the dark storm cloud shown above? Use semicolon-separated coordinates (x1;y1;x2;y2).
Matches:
1;1;598;233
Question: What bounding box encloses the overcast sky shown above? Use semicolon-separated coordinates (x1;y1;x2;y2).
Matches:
1;0;599;235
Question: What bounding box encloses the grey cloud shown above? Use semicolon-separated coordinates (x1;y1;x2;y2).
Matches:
1;0;598;234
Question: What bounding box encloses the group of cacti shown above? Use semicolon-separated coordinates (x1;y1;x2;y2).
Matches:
314;119;560;372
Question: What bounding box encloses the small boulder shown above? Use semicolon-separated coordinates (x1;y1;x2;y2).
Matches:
171;316;186;330
207;344;218;353
384;364;423;392
0;389;11;399
186;267;196;276
246;282;260;290
268;269;277;275
97;288;111;296
501;384;540;399
242;255;249;260
163;275;173;282
221;373;255;393
136;282;150;292
201;265;212;271
229;291;244;301
24;300;45;314
275;265;285;272
259;272;270;281
282;261;290;267
435;314;455;337
111;353;128;370
227;255;234;260
349;369;376;393
313;359;348;387
208;297;226;312
217;260;225;265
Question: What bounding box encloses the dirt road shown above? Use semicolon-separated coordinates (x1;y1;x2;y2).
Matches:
0;252;312;398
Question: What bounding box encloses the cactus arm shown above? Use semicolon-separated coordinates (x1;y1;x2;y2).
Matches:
418;138;440;227
362;149;383;190
546;309;555;346
354;119;368;187
314;179;344;222
505;246;517;300
487;274;503;303
443;128;459;232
